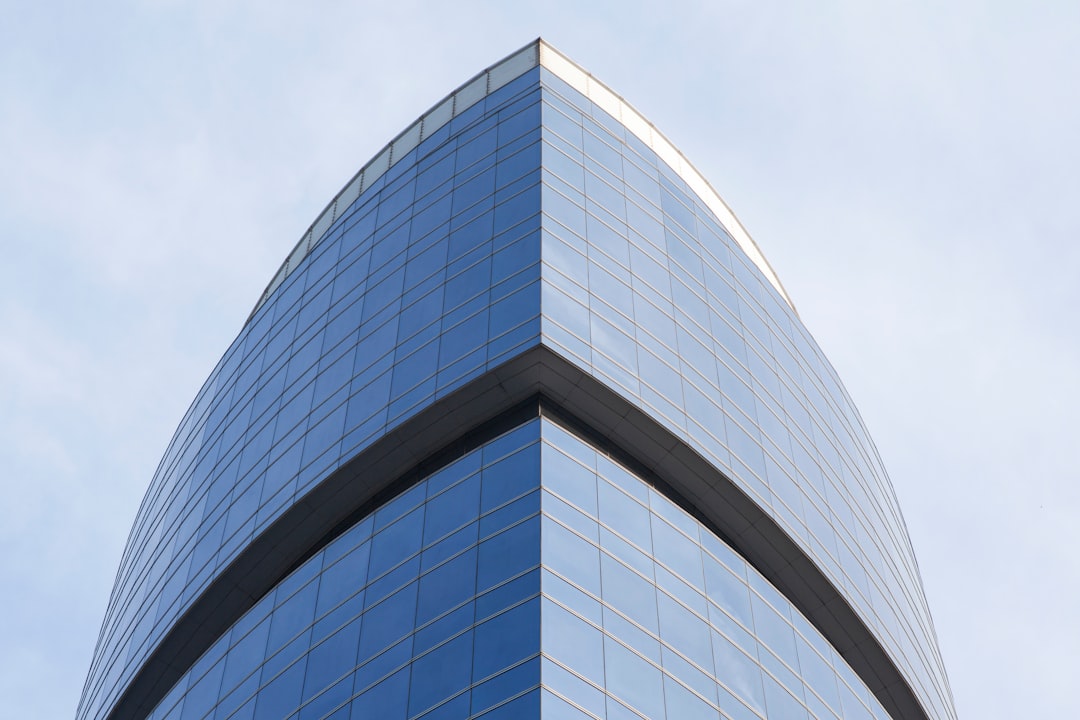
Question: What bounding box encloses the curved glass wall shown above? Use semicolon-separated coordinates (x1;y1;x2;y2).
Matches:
78;40;956;720
146;418;892;720
79;68;545;720
148;420;544;720
534;69;953;719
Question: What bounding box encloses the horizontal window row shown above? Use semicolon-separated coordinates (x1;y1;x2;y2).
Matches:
535;420;888;720
537;77;949;717
150;423;546;720
84;97;556;720
534;144;935;695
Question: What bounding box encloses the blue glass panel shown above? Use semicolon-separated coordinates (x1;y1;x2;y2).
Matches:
477;516;541;592
472;597;540;681
476;568;539;621
358;582;417;663
417;547;477;625
541;443;597;517
408;631;473;715
267;581;318;653
598;544;653;619
302;618;360;702
480;443;539;511
474;687;540;719
540;659;605;718
368;506;424;578
472;657;538;715
664;674;718;720
542;517;601;597
351;666;410;719
298;673;351;720
603;635;664;719
422;522;479;572
315;541;370;617
252;657;305;720
541;596;604;683
180;658;224;720
220;617;270;697
712;631;765;713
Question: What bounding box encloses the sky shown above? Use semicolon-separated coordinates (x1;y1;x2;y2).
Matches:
2;1;1077;718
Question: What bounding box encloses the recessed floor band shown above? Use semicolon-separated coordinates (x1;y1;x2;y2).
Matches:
105;345;927;720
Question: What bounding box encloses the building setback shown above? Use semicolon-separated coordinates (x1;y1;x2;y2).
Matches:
77;40;957;720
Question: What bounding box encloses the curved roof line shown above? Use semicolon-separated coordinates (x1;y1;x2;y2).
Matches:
535;40;796;312
247;39;795;323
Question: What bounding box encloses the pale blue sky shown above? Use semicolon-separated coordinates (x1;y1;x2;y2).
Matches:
2;2;1077;718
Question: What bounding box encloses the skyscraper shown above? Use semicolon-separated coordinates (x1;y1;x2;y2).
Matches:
77;40;956;720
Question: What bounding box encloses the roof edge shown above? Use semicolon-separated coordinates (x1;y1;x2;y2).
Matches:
246;39;796;325
535;39;796;313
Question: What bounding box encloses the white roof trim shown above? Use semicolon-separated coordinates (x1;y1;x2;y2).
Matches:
536;41;793;310
249;39;793;320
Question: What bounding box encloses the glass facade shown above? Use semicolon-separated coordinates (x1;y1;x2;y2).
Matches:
147;419;545;720
533;70;953;720
139;418;894;720
78;41;956;720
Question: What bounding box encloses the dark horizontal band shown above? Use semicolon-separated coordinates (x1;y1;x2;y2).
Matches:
107;345;927;720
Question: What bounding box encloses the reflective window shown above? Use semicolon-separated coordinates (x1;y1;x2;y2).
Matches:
149;416;896;720
538;417;890;720
537;68;950;720
83;71;546;720
85;53;951;720
147;420;543;720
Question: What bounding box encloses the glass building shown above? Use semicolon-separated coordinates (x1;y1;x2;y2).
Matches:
77;41;957;720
